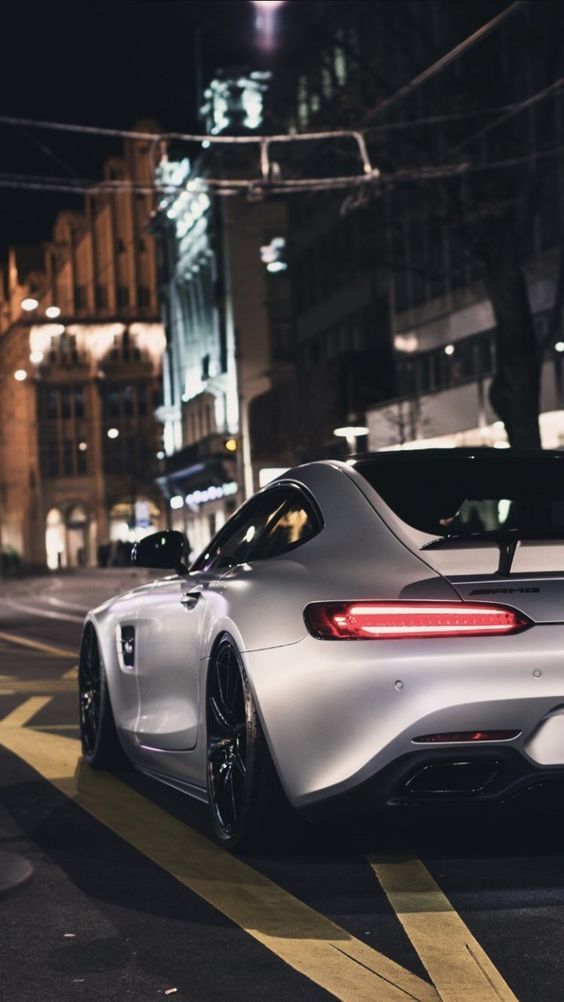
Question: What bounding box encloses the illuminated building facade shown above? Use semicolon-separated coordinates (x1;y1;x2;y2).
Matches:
0;129;166;569
251;0;564;462
153;72;293;556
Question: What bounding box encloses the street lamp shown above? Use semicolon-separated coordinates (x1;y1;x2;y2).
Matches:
251;0;285;49
20;297;38;312
333;424;369;455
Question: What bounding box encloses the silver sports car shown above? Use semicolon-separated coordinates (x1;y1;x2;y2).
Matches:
79;449;564;848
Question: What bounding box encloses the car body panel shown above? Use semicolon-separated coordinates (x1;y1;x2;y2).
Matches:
83;453;564;816
243;626;564;806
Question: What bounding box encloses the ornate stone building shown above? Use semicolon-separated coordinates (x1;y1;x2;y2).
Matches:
0;128;166;569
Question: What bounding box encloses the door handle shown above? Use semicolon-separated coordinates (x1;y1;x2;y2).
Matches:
180;587;203;609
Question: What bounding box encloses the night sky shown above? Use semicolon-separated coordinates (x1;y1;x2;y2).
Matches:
0;1;288;257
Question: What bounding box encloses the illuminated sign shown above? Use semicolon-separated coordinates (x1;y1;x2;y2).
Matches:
185;481;238;507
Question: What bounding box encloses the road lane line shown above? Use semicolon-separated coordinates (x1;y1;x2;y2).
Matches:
30;724;79;730
369;855;517;1002
45;595;90;613
0;680;76;695
0;629;76;658
3;597;84;624
0;722;438;1002
1;697;53;727
61;665;78;679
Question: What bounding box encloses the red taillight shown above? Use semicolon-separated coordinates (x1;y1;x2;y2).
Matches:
304;601;531;640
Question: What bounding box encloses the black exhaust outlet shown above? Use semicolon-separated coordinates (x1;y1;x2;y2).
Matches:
405;759;502;796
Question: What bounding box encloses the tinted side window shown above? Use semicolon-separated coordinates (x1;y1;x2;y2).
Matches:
196;487;321;572
248;492;319;561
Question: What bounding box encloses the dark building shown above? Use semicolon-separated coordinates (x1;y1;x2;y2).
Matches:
251;0;564;457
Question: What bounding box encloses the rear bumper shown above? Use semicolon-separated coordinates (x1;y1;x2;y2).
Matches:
244;626;564;808
298;746;564;822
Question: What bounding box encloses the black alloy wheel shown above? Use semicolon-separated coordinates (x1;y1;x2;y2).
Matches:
78;623;123;769
206;634;288;850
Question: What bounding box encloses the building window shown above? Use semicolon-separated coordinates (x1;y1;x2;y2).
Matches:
117;286;130;308
321;66;333;99
95;284;108;309
74;285;87;310
138;286;151;308
297;76;309;127
333;38;347;86
39;383;89;477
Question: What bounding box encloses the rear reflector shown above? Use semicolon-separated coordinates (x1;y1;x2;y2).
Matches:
413;730;520;743
304;601;531;639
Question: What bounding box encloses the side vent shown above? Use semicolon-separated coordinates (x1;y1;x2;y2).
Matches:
119;625;136;669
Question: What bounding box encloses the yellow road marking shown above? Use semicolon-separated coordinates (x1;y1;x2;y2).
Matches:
61;664;78;680
0;715;438;1002
1;696;53;727
31;724;79;731
0;629;76;659
0;680;76;695
369;855;517;1002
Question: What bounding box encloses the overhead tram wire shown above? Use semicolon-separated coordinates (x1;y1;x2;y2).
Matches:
0;0;531;204
0;99;546;143
361;0;527;126
0;2;533;199
449;76;564;156
5;144;564;202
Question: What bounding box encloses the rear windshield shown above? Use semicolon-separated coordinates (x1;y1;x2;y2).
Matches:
354;454;564;536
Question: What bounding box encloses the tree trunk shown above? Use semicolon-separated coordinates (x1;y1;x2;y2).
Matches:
484;240;542;449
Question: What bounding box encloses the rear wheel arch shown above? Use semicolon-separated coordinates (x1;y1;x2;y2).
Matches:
204;631;292;850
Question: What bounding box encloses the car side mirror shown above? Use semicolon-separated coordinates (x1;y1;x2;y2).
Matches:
131;530;189;572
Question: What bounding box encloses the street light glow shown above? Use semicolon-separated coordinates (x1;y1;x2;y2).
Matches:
45;306;61;319
107;427;120;439
29;351;44;364
555;341;564;353
333;425;369;438
14;369;28;381
20;298;39;312
78;441;88;452
252;0;285;50
444;344;455;356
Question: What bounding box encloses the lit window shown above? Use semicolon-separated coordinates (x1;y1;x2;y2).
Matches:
321;67;333;99
334;45;347;85
297;76;309;127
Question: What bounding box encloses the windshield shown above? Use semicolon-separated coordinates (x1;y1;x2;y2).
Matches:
354;453;564;537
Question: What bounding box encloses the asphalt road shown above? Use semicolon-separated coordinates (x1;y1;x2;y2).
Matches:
1;569;564;1001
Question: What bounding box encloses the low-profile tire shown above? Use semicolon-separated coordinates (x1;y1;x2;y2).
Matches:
206;633;291;851
78;623;124;770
